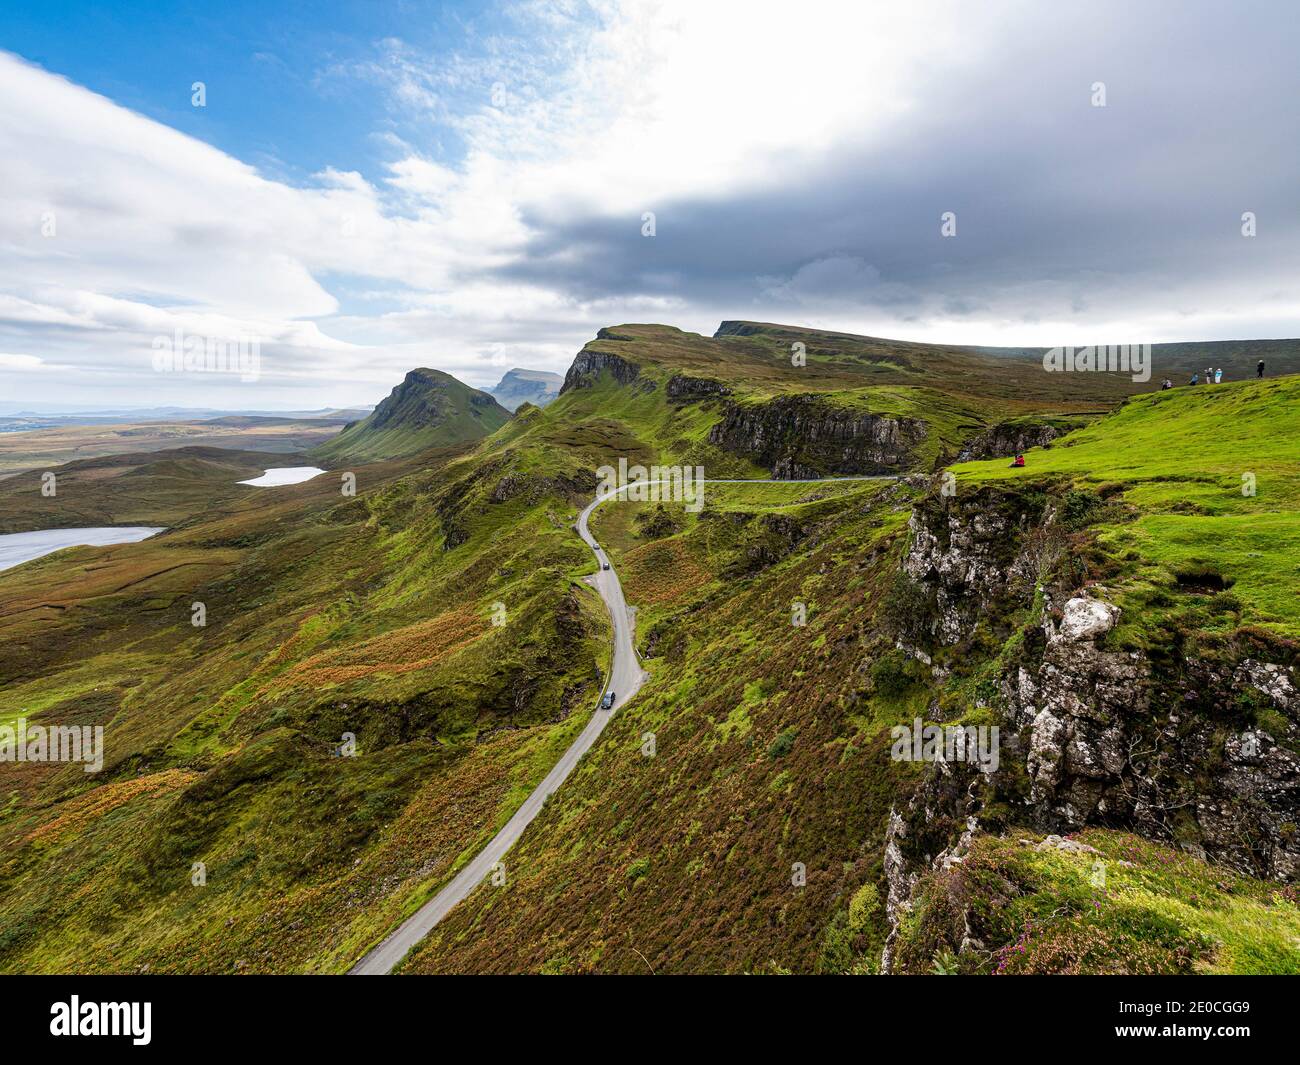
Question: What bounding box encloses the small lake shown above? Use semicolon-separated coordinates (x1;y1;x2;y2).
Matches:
237;466;326;487
0;527;165;574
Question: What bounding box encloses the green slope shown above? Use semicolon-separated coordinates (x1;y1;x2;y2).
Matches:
391;357;1300;975
956;374;1300;639
0;436;607;973
490;321;1149;484
892;829;1300;975
579;321;1141;410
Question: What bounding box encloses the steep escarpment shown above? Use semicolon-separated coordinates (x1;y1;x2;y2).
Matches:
387;366;1299;976
543;322;1144;481
559;349;642;393
708;395;928;478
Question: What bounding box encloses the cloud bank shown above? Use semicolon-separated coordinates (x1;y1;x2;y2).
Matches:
2;0;1298;407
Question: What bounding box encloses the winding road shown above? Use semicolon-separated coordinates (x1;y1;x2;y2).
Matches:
349;475;893;974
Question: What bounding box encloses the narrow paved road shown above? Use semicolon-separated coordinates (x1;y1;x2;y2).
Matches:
349;474;892;974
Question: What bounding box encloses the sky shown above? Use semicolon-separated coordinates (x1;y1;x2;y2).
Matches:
2;0;1299;410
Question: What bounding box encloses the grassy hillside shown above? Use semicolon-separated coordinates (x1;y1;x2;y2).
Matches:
0;433;610;972
540;322;1194;476
392;357;1299;974
1;322;1295;975
312;368;511;463
712;320;1139;407
397;475;923;973
714;322;1300;393
586;321;1142;412
397;434;1299;973
955;375;1300;640
892;829;1300;975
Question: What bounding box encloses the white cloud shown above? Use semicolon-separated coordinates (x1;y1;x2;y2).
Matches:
0;352;58;372
1;1;1298;408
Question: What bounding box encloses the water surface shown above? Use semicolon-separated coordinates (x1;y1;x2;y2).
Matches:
0;527;165;574
237;466;326;487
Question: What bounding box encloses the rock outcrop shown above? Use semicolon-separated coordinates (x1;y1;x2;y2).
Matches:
708;395;926;478
881;481;1300;969
1005;605;1300;880
956;421;1062;461
489;469;598;506
895;485;1053;646
666;374;731;401
559;349;641;393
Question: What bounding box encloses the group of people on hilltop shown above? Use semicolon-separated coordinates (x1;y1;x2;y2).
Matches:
1017;358;1269;466
1174;359;1267;389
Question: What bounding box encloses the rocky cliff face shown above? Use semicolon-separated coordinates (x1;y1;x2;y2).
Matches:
896;486;1052;646
488;468;598;506
881;484;1300;968
956;421;1062;461
559;349;641;393
1006;608;1300;879
666;374;731;401
708;395;927;478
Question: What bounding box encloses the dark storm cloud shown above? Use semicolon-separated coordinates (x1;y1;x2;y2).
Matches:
492;0;1300;333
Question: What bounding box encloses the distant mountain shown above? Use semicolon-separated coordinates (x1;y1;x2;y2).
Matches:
312;368;511;462
487;368;563;411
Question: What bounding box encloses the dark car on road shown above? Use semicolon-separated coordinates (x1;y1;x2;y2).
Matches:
602;562;610;570
601;691;615;709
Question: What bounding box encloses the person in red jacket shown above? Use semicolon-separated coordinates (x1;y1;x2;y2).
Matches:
1009;454;1025;468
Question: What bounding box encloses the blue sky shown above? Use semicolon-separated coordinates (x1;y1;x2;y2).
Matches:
1;1;1299;409
1;1;537;184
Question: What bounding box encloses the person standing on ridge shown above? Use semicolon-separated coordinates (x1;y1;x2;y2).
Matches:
1258;359;1266;378
1215;367;1223;383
